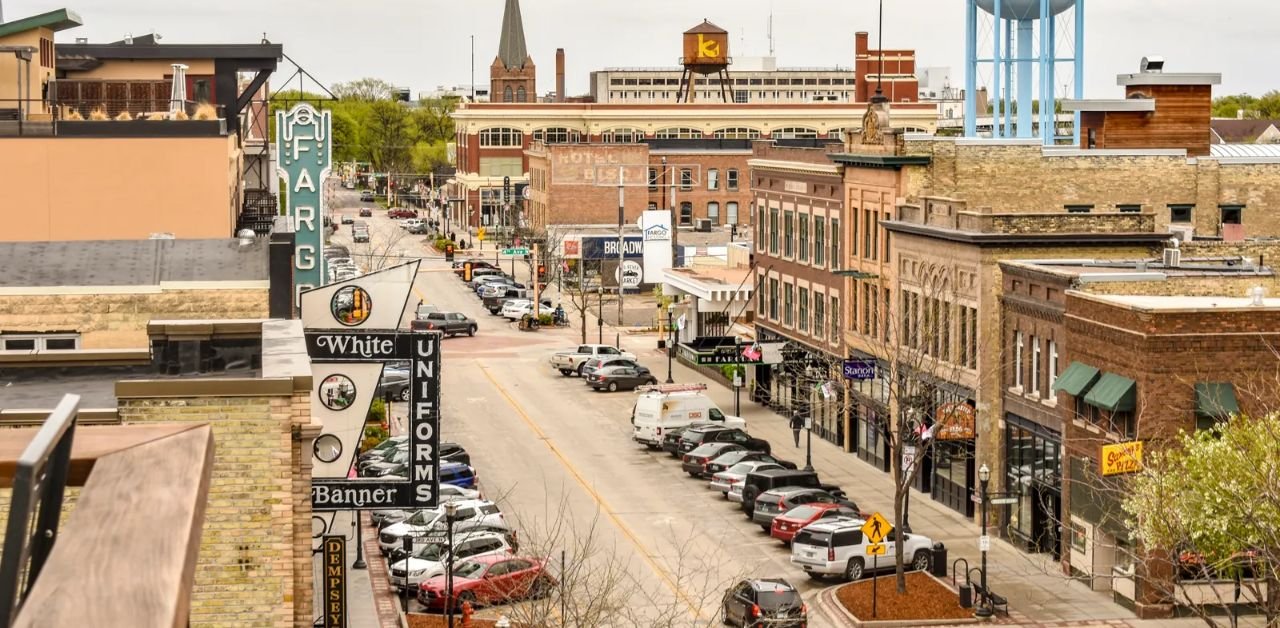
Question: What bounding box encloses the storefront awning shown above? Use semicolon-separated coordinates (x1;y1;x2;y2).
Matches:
1195;382;1239;418
1051;361;1100;396
1083;373;1137;413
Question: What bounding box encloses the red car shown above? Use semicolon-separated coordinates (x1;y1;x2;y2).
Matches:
388;208;417;219
770;503;859;544
358;208;373;217
417;554;555;610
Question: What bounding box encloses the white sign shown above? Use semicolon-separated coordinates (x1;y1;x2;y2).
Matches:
616;260;643;288
643;223;671;242
640;210;673;283
903;444;918;475
979;535;991;551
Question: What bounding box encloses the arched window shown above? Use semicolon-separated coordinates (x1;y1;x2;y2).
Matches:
516;86;527;103
601;128;643;143
712;127;762;140
532;127;582;144
773;127;819;139
503;86;513;103
654;127;703;139
478;127;523;147
825;128;850;139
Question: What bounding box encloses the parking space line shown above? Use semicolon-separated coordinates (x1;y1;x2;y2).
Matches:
477;364;706;622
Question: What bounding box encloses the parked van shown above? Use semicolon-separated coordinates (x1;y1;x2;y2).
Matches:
631;385;744;448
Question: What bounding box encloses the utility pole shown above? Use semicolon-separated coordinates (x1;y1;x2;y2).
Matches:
470;35;476;102
532;242;541;315
669;166;679;269
617;169;625;329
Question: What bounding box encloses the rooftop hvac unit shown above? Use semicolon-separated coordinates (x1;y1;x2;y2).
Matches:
1167;225;1195;242
695;218;712;232
1163;245;1182;268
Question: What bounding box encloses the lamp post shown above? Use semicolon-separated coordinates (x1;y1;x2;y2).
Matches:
975;463;992;618
666;304;676;383
803;415;814;472
351;513;367;570
445;501;458;628
597;282;604;344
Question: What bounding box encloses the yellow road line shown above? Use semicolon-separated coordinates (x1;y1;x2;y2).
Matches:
477;365;706;621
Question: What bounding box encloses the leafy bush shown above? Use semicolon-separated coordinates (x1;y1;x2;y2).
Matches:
367;398;386;424
433;236;454;251
360;424;389;453
537;313;554;325
719;364;745;381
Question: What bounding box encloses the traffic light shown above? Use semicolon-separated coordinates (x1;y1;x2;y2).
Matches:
537;263;547;280
445;244;455;262
462;261;473;282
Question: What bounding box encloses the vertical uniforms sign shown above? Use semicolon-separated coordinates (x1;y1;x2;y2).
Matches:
278;103;333;305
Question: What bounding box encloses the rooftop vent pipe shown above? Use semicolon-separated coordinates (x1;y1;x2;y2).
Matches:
1250;286;1266;307
1140;56;1165;73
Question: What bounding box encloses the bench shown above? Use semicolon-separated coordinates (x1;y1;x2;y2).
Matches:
971;583;1009;615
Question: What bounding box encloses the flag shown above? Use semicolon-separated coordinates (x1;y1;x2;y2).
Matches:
742;342;762;361
819;381;836;400
676;314;687;331
918;422;937;442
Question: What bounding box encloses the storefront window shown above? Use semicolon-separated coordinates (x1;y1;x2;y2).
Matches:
931;440;974;517
1004;415;1063;556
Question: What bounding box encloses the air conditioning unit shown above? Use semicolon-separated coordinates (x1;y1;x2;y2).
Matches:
1167;225;1195;242
695;218;712;232
1162;244;1182;268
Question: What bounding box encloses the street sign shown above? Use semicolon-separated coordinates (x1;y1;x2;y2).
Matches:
862;511;892;544
477;227;486;241
502;247;530;256
615;260;643;288
865;543;887;556
842;358;877;380
979;535;991;551
990;496;1019;505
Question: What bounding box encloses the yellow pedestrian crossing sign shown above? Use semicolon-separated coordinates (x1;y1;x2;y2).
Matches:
866;543;887;556
478;227;486;242
862;512;892;544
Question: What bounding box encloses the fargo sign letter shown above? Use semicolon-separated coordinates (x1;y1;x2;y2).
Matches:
278;103;333;307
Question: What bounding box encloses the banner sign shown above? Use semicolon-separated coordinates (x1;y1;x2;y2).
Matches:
277;103;332;306
934;402;976;441
842;359;877;381
581;236;643;260
322;535;346;628
1101;441;1143;476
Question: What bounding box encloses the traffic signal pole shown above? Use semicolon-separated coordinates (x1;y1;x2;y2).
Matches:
532;243;541;315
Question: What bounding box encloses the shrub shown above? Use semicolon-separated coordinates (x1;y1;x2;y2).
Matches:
537;313;554;325
719;364;745;381
88;108;108;121
433;236;454;251
367;398;386;424
360;424;389;453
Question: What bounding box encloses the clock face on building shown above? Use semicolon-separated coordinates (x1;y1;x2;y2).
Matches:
314;434;343;464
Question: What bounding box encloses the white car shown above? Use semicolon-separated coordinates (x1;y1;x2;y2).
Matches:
503;301;553;321
387;532;513;591
712;461;785;499
401;218;424;230
371;485;482;526
790;518;934;581
377;500;505;555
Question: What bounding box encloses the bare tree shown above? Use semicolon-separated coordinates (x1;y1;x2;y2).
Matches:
345;222;414;273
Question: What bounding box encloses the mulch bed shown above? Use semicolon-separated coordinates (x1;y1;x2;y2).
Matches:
407;614;509;628
835;571;974;622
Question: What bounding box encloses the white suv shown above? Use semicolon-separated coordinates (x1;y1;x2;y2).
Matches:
790;518;934;581
387;531;512;591
378;500;504;555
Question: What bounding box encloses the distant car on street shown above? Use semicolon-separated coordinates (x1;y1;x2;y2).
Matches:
415;311;477;336
388;208;417;219
360;190;374;201
341;215;354;224
549;344;636;377
359;208;373;217
585;364;658;392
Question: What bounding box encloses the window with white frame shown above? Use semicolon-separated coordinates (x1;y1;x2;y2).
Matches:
707;169;719;190
1031;335;1041;395
1014;330;1024;390
727;202;739;225
532;127;581;144
655;127;703;139
1;333;80;352
773;127;819;139
1048;340;1059;393
713;127;761;140
479;127;523;147
601;128;642;143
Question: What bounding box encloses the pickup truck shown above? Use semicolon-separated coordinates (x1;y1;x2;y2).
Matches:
482;287;531;313
412;311;477;336
549;344;636;376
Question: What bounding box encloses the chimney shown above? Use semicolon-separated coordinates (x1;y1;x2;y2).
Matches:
555;48;566;103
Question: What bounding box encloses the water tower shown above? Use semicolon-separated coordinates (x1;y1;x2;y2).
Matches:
677;20;732;103
963;0;1084;144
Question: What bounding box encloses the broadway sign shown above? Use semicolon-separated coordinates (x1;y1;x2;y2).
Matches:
307;330;442;511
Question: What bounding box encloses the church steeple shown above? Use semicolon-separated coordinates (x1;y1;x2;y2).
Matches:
497;0;529;70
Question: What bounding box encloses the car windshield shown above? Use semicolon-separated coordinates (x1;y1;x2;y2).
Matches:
713;451;747;465
412;542;447;561
784;505;822;520
757;590;802;610
406;510;442;526
453;560;486;579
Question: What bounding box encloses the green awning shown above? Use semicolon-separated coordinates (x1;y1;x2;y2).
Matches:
1052;361;1100;396
1084;373;1137;413
1195;383;1239;417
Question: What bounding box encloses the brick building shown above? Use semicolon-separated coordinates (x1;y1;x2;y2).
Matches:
854;31;917;103
490;0;535;103
525;141;650;229
749;140;848;444
998;255;1280;618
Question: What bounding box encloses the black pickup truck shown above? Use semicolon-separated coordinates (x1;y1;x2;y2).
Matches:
411;311;477;336
482;286;530;313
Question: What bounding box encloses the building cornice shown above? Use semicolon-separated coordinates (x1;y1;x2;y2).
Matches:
828;153;931;168
747;158;841;175
881;220;1172;247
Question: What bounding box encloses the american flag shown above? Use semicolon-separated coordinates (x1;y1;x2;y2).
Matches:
742;342;762;361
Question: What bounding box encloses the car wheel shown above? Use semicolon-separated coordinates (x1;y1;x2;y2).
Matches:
576;362;586;377
760;524;770;533
806;571;825;581
468;326;476;337
608;381;619;392
845;557;865;581
912;549;931;572
457;590;478;608
398;388;410;402
647;377;658;385
558;369;572;376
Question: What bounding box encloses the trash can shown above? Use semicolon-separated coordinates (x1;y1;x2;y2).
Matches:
958;582;973;609
931;542;948;578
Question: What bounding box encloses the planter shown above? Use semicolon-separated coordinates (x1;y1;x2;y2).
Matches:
831;571;980;626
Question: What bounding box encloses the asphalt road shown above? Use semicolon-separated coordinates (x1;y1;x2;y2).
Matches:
327;190;835;627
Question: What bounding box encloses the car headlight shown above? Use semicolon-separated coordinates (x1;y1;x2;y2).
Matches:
410;569;426;577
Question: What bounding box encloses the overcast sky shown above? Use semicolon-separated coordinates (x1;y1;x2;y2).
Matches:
12;0;1276;99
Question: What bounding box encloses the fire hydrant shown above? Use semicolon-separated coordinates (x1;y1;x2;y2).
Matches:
460;601;474;626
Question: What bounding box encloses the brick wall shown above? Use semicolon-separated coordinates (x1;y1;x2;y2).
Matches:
118;392;305;628
648;152;752;226
0;288;269;349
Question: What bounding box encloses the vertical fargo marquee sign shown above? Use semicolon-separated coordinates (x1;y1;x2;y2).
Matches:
278;104;332;305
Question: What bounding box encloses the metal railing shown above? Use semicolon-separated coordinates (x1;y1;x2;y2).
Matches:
0;98;225;136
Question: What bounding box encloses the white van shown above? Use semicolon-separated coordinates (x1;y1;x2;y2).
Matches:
631;387;745;447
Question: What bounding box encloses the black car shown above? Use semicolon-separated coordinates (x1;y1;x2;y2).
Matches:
721;579;806;627
705;450;797;475
739;468;842;516
662;427;691;458
681;442;745;477
678;426;771;456
359;208;373;217
585;365;658;392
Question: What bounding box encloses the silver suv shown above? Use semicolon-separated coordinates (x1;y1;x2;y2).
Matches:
790;518;934;581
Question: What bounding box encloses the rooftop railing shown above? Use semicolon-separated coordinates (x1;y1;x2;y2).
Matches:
0;98;226;137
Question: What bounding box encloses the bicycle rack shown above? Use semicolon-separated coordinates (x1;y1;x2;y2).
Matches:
951;557;970;587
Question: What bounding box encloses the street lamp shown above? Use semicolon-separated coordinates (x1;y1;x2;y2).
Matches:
597;281;604;344
975;463;992;619
666;303;676;383
803;414;814;472
351;513;367;570
445;501;459;628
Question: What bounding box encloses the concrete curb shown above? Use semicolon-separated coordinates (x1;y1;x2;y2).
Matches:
813;579;988;628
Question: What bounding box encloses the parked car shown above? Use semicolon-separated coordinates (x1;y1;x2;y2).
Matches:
341;215;354;224
387;522;517;561
389;208;417;219
678;425;770;456
680;442;746;477
387;531;513;592
483;288;538;313
739;469;842;516
752;487;862;532
502;301;553;321
705;449;797;475
580;356;644;379
376;365;410;401
401;218;424;231
377;500;504;555
586;364;658;392
661;426;692;458
439;461;479;488
712;461;785;500
790;518;934;581
325;245;350;258
453;260;499;275
417;554;555;611
364;441;471;476
408;222;430;234
771;503;861;544
358;435;408;463
466;268;507;284
359;208;373;217
721;578;807;627
353;229;370;243
360;190;374;201
549;344;636;377
416;311;478;337
371;484;482;526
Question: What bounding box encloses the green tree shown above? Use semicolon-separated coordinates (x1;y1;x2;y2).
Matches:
332;77;397;101
412;97;458;144
363;100;414;173
1124;413;1280;624
1212;91;1280;119
410;140;450;174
